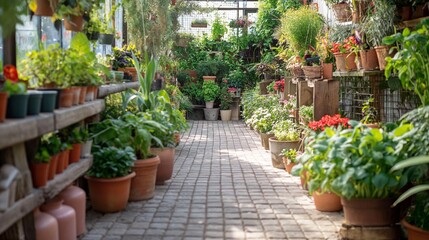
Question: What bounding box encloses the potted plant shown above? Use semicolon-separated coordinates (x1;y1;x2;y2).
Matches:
55;0;91;32
316;33;335;79
42;133;62;180
80;127;92;158
65;126;85;164
326;0;353;22
196;60;228;82
202;80;220;109
191;18;208;28
3;79;28;119
98;4;118;45
360;97;379;128
281;148;301;174
211;16;228;41
85;146;136;213
268;120;301;169
228;17;253;28
273;78;285;100
30;141;51;188
84;8;102;41
384;18;429;106
219;85;233;121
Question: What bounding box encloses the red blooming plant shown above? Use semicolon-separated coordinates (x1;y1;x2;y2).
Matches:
3;64;19;83
308;114;349;132
273;79;285;92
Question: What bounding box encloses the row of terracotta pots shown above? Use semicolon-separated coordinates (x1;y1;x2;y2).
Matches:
333;46;390;72
30;142;91;188
86;147;176;213
35;185;86;240
57;86;98;109
117;67;139;82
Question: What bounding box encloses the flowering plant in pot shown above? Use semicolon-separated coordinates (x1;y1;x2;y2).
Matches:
308;114;349;133
280;148;301;174
219;85;233;121
86;146;136;212
269;120;301;169
1;68;28;119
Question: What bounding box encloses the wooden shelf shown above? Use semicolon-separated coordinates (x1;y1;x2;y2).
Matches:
0;190;44;234
0;157;92;234
54;100;105;129
397;16;429;30
333;70;384;77
97;82;140;98
43;157;93;200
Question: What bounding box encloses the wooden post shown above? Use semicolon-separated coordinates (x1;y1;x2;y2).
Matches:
313;80;340;121
231;97;240;121
297;80;313;107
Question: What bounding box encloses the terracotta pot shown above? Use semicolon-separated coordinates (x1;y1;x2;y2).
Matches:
401;219;429;240
205;101;214;109
129;156;160;201
150;147;175;185
220;110;232;121
85;86;95;102
332;2;352;22
58;88;74;108
34;0;57;16
312;192;342;212
40;197;76;240
64;15;84;32
30;162;49;188
58;186;86;236
85;172;136;213
0;92;8;122
69;143;82;164
341;198;396;226
268;137;300;169
203;76;216;81
188;70;198;79
70;86;80;105
93;86;98;99
56;151;66;174
48;154;59;180
34;208;59;240
62;149;70;170
282;157;296;174
322;63;333;80
359;49;379;71
334;53;347;72
260;132;274;150
125;67;138;81
78;86;87;104
375;45;390;70
345;52;358;71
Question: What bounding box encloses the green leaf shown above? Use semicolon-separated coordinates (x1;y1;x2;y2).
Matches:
70;33;91;55
391;155;429;171
393;184;429;206
372;173;389;189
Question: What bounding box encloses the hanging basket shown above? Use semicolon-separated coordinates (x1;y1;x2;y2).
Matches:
302;66;322;79
332;2;352;22
191;23;207;28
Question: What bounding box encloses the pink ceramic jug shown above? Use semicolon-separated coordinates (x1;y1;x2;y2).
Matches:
34;208;59;240
41;197;77;240
58;185;86;236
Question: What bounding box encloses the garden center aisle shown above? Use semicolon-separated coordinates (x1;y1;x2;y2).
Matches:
84;121;343;240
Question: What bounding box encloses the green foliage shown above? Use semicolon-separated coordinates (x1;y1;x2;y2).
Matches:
400;105;429;157
361;97;378;124
87;146;136;179
267;81;275;93
406;192;429;231
211;16;227;41
41;133;62;156
202;81;220;102
328;24;354;43
196;60;230;81
272;120;300;141
219;86;233;110
176;71;191;86
295;121;416;198
164;84;192;112
280;148;299;164
277;6;324;56
181;81;204;104
299;105;314;125
361;0;396;47
1;80;26;94
227;69;246;89
0;0;27;38
384;18;429;106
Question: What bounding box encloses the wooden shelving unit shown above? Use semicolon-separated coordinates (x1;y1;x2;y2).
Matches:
97;82;140;98
397;16;429;30
333;70;384;78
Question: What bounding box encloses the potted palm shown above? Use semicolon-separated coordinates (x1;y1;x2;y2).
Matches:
268;120;301;169
85;146;136;213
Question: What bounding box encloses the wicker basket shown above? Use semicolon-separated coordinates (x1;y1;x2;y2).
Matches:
288;65;305;77
302;66;322;79
332;3;352;22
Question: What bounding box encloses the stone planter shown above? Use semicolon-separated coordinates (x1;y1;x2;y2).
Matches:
220;110;232;121
260;132;274;150
268;137;300;169
204;108;219;121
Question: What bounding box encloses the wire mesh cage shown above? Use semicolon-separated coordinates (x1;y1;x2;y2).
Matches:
337;73;418;122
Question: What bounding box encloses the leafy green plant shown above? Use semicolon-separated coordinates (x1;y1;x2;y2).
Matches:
196;60;229;80
277;6;324;56
280;148;299;164
227;69;246;89
1;80;26;94
181;81;204;104
219;86;233;110
299;105;313;125
192;18;207;25
384;18;429;106
361;97;378;124
41;133;62;157
202;81;220;102
399;105;429;157
211;16;227;41
361;0;396;47
87;146;136;178
294;121;416;197
272;120;300;141
267;81;276;94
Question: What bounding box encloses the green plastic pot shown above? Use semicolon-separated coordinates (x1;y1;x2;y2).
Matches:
7;93;29;118
40;90;57;112
27;91;43;115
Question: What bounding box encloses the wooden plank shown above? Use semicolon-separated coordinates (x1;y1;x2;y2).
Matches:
54;100;105;129
298;81;313;107
97;82;140;98
0;118;39;150
42;157;93;200
329;80;340;116
333;70;383;78
313;80;329;121
0;191;44;235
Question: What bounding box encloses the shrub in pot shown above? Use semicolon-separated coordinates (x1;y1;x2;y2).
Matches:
360;97;379;128
2;79;29;119
202;80;220;109
85;146;136;213
219;85;233;121
269;120;301;169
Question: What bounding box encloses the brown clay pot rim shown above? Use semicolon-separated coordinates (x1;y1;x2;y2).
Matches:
268;137;300;143
85;171;136;182
260;133;274;137
341;197;393;207
401;219;429;235
134;156;160;167
151;147;175;150
374;45;388;49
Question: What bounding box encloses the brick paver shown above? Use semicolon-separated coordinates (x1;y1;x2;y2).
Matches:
84;121;343;240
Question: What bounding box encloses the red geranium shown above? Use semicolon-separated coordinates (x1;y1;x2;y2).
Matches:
3;64;19;83
228;87;237;93
308;114;349;132
273;79;285;92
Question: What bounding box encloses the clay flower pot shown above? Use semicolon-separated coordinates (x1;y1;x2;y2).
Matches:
0;92;8;122
34;0;58;16
85;172;135;213
334;53;347;72
58;88;74;108
375;45;390;70
150;147;175;185
70;87;81;106
78;86;87;104
260;132;274;150
64;15;84;32
125;67;138;81
268;137;300;169
345;52;358;71
174;133;181;147
312;191;342;212
401;219;429;240
322;63;333;80
341;198;396;226
359;49;379;71
40;197;76;240
203;76;216;81
56;150;66;174
129;156;160;201
47;154;59;180
30;162;49;188
282;157;296;174
69;143;82;164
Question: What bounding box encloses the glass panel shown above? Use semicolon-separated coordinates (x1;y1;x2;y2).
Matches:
41;17;61;47
16;15;38;70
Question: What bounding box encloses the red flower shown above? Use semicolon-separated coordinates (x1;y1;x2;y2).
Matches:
228;87;237;93
273;79;285;92
3;64;19;83
308;114;349;132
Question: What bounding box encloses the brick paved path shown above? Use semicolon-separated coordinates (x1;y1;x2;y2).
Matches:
84;121;343;240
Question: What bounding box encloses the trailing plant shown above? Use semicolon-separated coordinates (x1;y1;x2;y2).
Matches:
202;80;220;102
384;18;429;106
87;146;136;178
